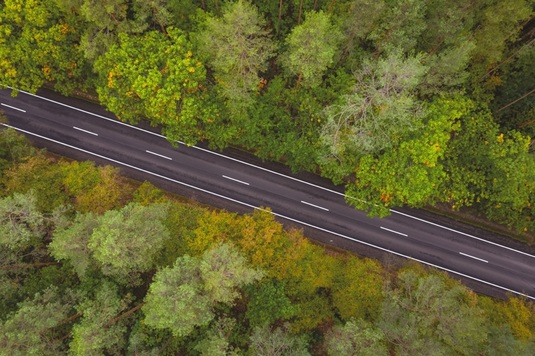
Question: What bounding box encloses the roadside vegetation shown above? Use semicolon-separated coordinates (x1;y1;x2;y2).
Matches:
1;125;534;354
0;0;534;235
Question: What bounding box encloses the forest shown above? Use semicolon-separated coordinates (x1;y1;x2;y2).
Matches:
0;0;535;353
1;122;534;354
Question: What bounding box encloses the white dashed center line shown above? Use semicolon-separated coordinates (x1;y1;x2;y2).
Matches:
222;175;250;186
301;201;329;211
380;226;408;237
73;126;98;136
1;103;26;112
459;252;488;263
146;150;172;160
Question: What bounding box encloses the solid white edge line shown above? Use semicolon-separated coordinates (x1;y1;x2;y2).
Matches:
7;88;535;259
1;102;26;113
2;122;533;301
380;226;408;237
301;200;330;211
9;87;345;194
390;209;535;258
459;252;489;263
222;175;250;186
146;150;172;160
9;87;164;138
73;126;98;136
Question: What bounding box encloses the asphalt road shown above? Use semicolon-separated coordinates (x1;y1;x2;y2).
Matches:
1;88;534;300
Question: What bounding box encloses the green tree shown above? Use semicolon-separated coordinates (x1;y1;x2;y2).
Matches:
245;279;295;328
367;0;427;54
143;243;262;338
142;254;214;338
75;0;141;60
414;0;477;95
88;202;170;283
48;212;99;279
470;0;532;77
0;126;35;175
379;270;488;355
332;0;386;67
94;28;215;145
197;0;275;116
4;154;68;212
0;192;45;251
491;45;535;136
442;102;535;232
193;317;236;356
281;10;341;88
69;282;131;355
0;0;89;94
331;256;384;321
0;287;75;355
132;0;173;32
200;242;264;304
344;97;467;216
249;323;310;356
320;50;427;182
324;319;388;356
51;202;171;282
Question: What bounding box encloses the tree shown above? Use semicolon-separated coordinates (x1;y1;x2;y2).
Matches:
0;0;89;94
249;323;310;356
200;242;264;304
442;102;535;232
132;181;166;206
335;97;466;216
74;0;142;60
245;279;295;328
50;202;171;282
197;0;275;115
143;243;262;338
0;192;45;251
69;282;130;355
281;11;341;88
319;50;428;182
142;254;214;338
88;202;170;283
367;0;427;54
4;154;68;212
491;45;535;136
324;319;388;356
132;0;173;32
61;162;133;214
193;317;236;356
0;287;74;355
379;270;488;355
413;0;477;95
470;0;532;77
0;126;35;174
333;0;386;67
48;212;99;279
331;256;384;321
94;28;215;145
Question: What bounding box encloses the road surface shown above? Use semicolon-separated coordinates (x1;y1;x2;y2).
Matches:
1;87;534;300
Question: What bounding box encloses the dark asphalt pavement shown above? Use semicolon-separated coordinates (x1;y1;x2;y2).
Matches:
1;88;534;300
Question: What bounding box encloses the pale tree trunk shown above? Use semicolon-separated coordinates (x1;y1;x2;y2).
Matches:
0;261;60;270
298;0;304;25
496;87;535;113
105;302;145;327
296;72;303;90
